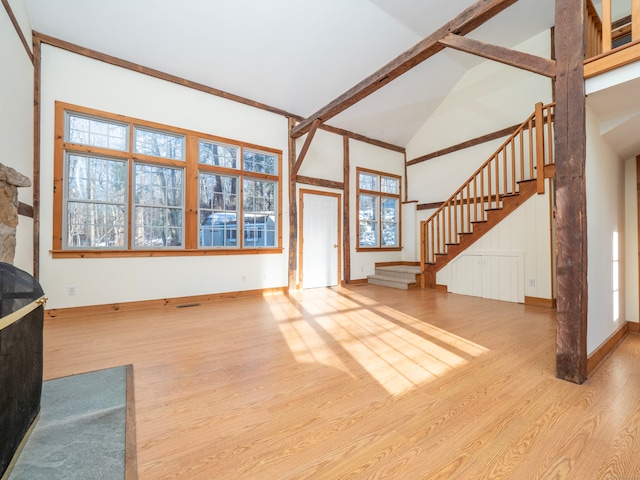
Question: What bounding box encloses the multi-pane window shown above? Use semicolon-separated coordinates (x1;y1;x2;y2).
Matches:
357;168;401;249
65;154;126;248
199;173;238;247
55;103;281;256
242;179;276;247
133;164;184;248
67;113;128;151
199;141;238;169
134;128;185;160
196;141;278;249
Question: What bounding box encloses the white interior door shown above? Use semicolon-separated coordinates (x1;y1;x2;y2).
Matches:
302;193;339;289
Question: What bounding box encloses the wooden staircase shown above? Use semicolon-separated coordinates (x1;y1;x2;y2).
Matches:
421;102;556;288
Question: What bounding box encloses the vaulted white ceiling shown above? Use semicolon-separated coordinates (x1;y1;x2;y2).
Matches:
24;0;556;147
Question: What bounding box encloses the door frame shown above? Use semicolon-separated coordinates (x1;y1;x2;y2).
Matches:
299;189;342;289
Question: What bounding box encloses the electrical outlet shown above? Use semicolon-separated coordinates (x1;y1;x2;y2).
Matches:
528;278;536;287
67;285;77;295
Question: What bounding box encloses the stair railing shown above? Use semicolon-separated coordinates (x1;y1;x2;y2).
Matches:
586;0;640;59
420;102;555;267
587;0;604;58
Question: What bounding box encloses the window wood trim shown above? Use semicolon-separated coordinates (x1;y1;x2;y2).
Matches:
356;167;402;252
53;101;283;257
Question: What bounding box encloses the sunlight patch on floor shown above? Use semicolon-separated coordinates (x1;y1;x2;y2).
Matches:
273;289;489;396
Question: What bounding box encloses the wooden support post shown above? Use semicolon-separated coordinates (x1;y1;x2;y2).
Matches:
554;0;588;384
288;118;298;290
633;0;640;42
33;36;41;280
535;102;546;194
343;137;351;284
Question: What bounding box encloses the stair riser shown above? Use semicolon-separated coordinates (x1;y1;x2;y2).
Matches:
368;278;411;290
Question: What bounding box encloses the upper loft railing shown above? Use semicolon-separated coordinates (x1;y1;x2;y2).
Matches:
586;0;640;59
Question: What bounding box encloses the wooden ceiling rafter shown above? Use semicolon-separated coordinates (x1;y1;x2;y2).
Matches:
290;0;521;140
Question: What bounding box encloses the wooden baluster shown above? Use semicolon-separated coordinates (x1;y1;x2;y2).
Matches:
494;156;500;206
473;177;478;223
453;194;458;242
466;183;471;233
440;210;445;253
586;0;603;58
479;171;485;221
547;105;554;167
634;0;640;42
529;119;534;179
436;212;440;255
429;220;434;263
430;219;434;264
502;146;507;196
511;136;516;193
446;200;452;247
425;220;429;263
519;130;525;183
535;102;545;194
487;162;492;210
603;0;612;52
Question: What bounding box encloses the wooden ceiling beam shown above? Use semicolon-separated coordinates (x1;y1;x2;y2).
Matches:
438;33;557;78
290;0;520;139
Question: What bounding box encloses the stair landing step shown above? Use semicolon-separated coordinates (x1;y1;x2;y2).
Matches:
367;274;416;290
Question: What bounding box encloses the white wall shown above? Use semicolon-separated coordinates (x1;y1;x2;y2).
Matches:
585;105;627;355
39;45;290;309
624;158;639;324
406;30;553;202
349;139;405;280
297;129;344;183
39;45;407;307
296;132;406;283
1;0;34;274
405;30;553;262
404;31;554;291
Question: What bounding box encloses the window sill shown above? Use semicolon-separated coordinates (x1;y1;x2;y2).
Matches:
50;248;283;259
355;247;402;253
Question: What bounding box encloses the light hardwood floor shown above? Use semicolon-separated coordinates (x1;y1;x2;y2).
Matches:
43;285;640;479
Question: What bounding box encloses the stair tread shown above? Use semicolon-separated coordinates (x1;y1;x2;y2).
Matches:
375;265;422;274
